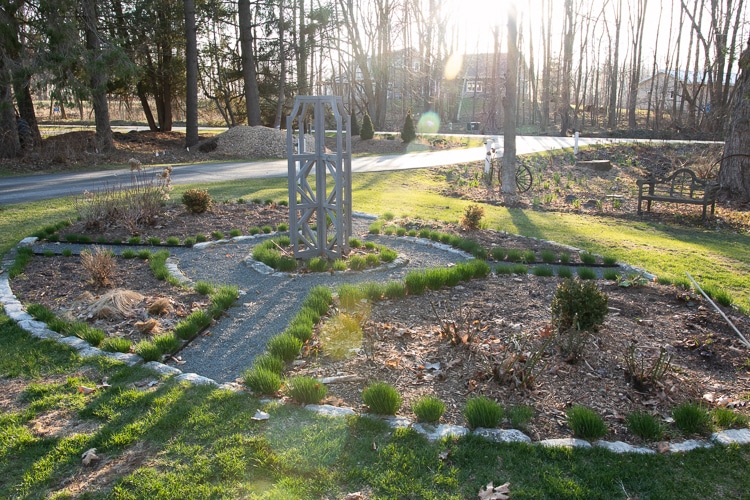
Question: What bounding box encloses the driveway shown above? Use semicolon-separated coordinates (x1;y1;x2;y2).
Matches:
0;135;641;205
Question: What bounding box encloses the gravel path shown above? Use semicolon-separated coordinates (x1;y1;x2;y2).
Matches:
169;216;473;382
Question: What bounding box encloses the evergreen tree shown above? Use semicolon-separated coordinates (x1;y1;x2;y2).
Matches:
401;109;416;143
360;111;374;140
351;111;360;136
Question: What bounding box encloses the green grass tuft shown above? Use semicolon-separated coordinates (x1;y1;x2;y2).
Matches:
464;396;503;429
567;405;608;440
362;381;402;415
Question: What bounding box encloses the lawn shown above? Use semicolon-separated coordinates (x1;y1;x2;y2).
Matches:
1;159;750;498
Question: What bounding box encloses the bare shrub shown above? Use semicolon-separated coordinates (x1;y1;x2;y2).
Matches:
75;166;173;233
80;246;116;288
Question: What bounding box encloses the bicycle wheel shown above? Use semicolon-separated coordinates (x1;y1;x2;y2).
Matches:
515;164;533;193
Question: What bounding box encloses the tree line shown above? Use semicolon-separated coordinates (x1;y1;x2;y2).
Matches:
0;0;747;159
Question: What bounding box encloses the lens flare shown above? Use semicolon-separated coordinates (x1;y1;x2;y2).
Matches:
417;112;441;134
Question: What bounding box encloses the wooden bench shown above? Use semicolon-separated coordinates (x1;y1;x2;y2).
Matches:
636;168;719;219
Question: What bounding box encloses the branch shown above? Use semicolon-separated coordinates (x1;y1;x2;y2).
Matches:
686;272;750;349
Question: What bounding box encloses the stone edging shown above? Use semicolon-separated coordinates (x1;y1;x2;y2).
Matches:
2;229;749;455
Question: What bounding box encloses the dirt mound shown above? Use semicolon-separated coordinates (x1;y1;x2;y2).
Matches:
201;126;290;159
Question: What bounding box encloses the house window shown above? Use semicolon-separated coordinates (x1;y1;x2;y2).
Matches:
465;80;483;93
412;61;420;72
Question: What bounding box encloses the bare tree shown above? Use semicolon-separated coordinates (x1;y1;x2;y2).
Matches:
559;0;575;135
81;0;114;152
184;0;199;146
606;0;623;128
626;0;647;130
239;0;262;125
503;3;518;196
719;40;750;202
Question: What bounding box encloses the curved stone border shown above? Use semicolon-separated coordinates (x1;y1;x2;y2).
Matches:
2;226;748;455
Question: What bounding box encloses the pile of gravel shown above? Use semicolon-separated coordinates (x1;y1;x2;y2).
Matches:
199;126;315;159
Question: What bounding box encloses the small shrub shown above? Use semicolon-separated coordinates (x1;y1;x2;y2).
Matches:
100;337;132;353
464;396;504;429
495;264;513;275
285;376;328;404
506;249;523;262
137;249;152;259
540;249;556;263
248;227;261;236
362;381;401;415
365;253;380;267
404;271;427;295
672;402;711;435
551;279;609;332
603;269;619;280
65;234;80;243
626;411;663;441
61;248;73;257
276;222;289;232
27;303;57;322
134;340;161;362
602;255;618;266
557;267;573;278
286;322;313;343
229;229;242;238
705;286;733;307
277;256;297;272
401;109;417;143
396;227;407;236
253;353;285;374
182;188;212;213
349;237;362;248
307;257;329;272
364;241;376;250
566;405;608;440
712;407;749;429
407;229;417;237
359;282;384;301
262;225;273;234
461;204;485;230
577;267;597;280
194;280;215;295
242;367;282;395
267;333;302;362
491;248;506;261
384;281;406;299
429;230;441;242
379;247;397;263
349;255;367;271
166;237;180;245
147;237;161;246
382;211;395;221
183;237;195;247
412;395;446;423
383;226;396;236
559;252;571;264
195;233;207;242
96;237;108;244
511;264;528;275
332;259;347;271
624;342;673;390
580;252;597;265
211;231;224;240
152;332;181;355
507;405;535;430
209;285;238;317
368;221;382;234
418;228;431;239
360;111;374;140
533;265;554;277
80;246;116;288
523;250;537;263
43;250;54;257
173;320;199;341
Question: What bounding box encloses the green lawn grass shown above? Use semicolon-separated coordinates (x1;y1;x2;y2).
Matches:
1;314;749;498
2;161;750;497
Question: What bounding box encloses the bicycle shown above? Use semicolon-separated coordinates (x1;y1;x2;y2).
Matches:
484;141;533;193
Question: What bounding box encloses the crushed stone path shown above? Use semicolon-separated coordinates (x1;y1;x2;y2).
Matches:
169;216;472;382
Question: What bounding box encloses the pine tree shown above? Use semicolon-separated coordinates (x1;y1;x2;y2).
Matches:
351;112;360;136
401;109;416;143
360;111;374;140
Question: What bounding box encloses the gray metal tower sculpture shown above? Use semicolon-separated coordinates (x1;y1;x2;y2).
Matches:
286;96;352;259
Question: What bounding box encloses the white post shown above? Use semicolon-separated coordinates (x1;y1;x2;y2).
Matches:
485;139;493;174
574;130;580;155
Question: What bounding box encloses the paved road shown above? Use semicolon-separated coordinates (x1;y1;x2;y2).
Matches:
0;135;649;205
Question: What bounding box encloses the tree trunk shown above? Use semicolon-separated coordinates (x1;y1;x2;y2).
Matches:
718;41;750;202
502;4;518;196
274;0;286;129
239;0;263;126
559;0;574;135
541;0;551;132
627;0;647;130
184;0;199;147
0;61;20;159
81;0;114;152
